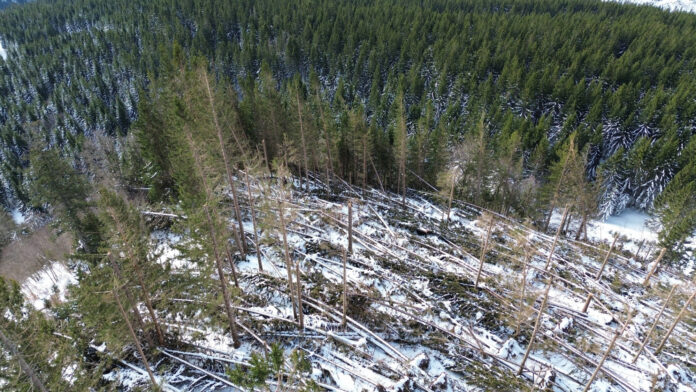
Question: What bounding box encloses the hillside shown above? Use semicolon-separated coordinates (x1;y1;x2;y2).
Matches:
14;175;696;391
1;0;696;391
0;0;695;246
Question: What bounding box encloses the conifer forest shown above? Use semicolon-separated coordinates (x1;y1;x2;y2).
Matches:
1;0;696;390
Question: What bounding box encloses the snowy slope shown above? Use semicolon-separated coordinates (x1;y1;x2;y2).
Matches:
104;176;696;391
606;0;696;13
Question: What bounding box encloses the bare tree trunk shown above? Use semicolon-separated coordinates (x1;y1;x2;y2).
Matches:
296;91;309;191
342;248;348;331
317;101;333;187
575;213;588;241
581;293;594;313
634;240;645;261
518;277;552;376
113;284;159;388
134;265;165;346
223;243;240;288
369;156;385;193
446;174;455;222
202;69;247;258
0;329;49;392
632;285;677;363
543;142;574;232
544;206;568;270
596;234;619;280
654;288;696;354
244;170;263;271
295;256;304;330
515;249;532;337
108;214;166;346
185;131;241;347
278;199;298;322
204;206;242;348
643;248;666;286
107;253;153;347
582;315;631;392
348;200;353;255
262;139;270;173
475;218;494;288
362;138;367;195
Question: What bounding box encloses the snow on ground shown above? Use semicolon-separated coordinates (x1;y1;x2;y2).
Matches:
10;208;25;224
21;261;76;310
605;0;696;12
0;40;6;61
550;207;658;254
589;208;658;245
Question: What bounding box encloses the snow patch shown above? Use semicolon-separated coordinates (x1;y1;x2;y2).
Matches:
10;209;25;224
606;0;696;13
21;262;76;310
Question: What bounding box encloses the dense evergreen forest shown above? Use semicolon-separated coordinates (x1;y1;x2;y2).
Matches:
3;1;696;390
1;0;695;250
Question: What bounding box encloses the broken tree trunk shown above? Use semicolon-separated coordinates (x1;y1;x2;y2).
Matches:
596;234;619;280
654;288;696;355
475;217;494;288
632;285;677;363
544;206;568;270
575;213;588;241
0;329;49;392
113;283;159;388
643;248;666;286
518;277;553;375
581;312;632;392
581;293;594;313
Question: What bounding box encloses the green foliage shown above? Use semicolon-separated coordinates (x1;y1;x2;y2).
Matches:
27;148;102;253
2;0;696;225
227;343;316;391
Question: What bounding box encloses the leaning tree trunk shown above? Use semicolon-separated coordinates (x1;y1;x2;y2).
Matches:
113;284;159;388
518;277;553;376
185;131;241;348
244;170;263;271
0;328;49;392
201;70;247;258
